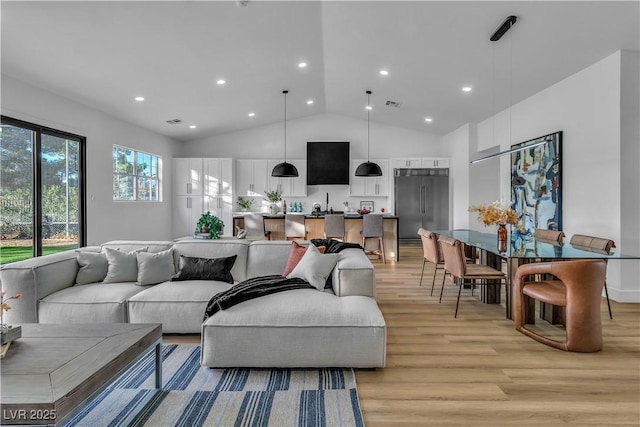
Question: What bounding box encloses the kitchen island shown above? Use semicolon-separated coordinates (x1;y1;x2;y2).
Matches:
233;213;400;261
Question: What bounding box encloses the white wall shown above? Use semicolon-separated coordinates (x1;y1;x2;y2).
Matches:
1;75;181;245
471;50;640;302
182;113;444;214
443;123;470;229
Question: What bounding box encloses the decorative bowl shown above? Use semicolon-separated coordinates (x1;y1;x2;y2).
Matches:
357;209;371;215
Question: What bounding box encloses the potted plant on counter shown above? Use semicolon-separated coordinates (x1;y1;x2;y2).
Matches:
196;211;224;239
237;197;254;212
264;189;282;214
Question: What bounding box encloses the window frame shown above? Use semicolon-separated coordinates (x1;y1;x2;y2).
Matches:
112;145;162;202
0;115;87;255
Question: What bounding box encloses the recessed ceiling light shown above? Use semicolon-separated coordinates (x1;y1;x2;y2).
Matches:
365;105;373;110
379;70;389;76
189;125;197;129
134;96;145;102
248;112;255;117
462;86;472;92
425;117;433;122
298;62;307;68
216;79;226;85
306;100;314;105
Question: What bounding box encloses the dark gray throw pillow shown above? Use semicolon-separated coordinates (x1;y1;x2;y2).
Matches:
171;255;237;283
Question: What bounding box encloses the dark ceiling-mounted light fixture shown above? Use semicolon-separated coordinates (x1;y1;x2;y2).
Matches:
271;90;299;177
471;15;518;164
355;90;382;177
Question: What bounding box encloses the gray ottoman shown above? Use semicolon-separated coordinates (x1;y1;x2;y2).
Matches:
200;289;386;368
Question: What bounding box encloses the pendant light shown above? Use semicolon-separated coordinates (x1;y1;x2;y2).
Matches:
355;90;382;177
271;90;299;177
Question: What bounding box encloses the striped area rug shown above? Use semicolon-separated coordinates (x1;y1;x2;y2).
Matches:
64;345;365;427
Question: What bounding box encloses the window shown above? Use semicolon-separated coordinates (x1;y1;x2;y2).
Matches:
0;116;86;264
112;145;161;201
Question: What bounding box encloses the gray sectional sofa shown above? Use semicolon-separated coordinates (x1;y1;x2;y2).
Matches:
0;239;386;368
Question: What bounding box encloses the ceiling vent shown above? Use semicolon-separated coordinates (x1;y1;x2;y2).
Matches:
385;100;401;108
165;119;182;125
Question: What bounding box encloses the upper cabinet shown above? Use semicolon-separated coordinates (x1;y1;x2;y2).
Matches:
235;159;269;197
267;159;307;197
392;157;450;169
203;158;233;198
350;159;389;196
174;158;203;196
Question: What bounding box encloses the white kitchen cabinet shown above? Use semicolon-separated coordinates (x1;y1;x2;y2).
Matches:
267;159;307;197
174;158;203;196
350;159;389;196
203;158;233;198
235;159;269;197
391;157;450;170
172;195;203;238
421;158;450;168
392;158;422;169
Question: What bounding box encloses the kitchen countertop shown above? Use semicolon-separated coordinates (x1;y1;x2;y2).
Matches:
233;213;398;219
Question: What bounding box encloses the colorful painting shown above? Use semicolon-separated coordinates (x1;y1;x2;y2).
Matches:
510;131;562;241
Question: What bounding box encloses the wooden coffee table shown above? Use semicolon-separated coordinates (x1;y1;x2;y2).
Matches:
0;323;162;426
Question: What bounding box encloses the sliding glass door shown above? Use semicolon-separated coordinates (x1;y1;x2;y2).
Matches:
0;117;85;264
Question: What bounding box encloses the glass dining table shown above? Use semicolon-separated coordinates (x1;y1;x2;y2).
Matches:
435;229;639;320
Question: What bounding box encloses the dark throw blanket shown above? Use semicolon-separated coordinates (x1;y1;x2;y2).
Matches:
204;275;314;321
310;239;363;253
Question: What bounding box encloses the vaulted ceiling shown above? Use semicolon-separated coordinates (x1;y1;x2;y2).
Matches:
1;1;638;142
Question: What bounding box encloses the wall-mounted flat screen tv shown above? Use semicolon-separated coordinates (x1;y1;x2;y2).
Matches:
307;141;350;185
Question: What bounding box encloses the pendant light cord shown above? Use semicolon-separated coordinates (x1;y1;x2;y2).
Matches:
366;90;372;162
283;90;288;163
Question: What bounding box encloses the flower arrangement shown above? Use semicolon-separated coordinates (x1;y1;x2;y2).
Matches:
469;200;524;231
237;197;254;210
1;291;22;326
264;189;282;203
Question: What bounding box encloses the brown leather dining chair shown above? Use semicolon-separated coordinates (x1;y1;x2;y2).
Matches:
570;234;616;319
417;228;445;295
514;259;607;352
533;228;566;244
439;235;506;318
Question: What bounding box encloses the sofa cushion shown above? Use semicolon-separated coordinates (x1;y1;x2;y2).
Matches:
76;251;108;285
171;255;236;283
201;289;386;368
103;247;147;283
39;282;146;323
137;248;175;286
172;240;250;283
128;280;232;333
246;240;306;278
287;244;340;290
282;241;325;276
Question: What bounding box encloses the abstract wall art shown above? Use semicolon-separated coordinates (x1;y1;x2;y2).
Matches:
510;131;562;240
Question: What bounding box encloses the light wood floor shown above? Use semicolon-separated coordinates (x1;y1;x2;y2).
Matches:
166;246;640;426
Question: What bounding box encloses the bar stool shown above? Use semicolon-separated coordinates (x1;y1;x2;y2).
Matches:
324;214;345;241
244;214;271;240
285;214;307;240
361;214;385;263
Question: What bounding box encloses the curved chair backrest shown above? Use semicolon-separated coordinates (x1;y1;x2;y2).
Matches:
324;214;345;239
438;235;466;278
418;228;441;264
244;214;267;238
285;214;306;239
533;229;565;244
362;214;384;238
570;234;616;252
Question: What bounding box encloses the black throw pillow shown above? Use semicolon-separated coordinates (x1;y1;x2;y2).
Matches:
171;255;237;283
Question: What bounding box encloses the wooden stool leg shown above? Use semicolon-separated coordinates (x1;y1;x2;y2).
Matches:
379;237;386;264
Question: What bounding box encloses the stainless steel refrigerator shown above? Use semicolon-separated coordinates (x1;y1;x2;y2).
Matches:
394;168;449;240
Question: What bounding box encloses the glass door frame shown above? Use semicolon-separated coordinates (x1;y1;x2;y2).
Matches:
1;115;87;257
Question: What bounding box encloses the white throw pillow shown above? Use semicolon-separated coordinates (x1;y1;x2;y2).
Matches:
136;248;175;286
75;251;108;285
287;244;340;290
102;247;148;283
